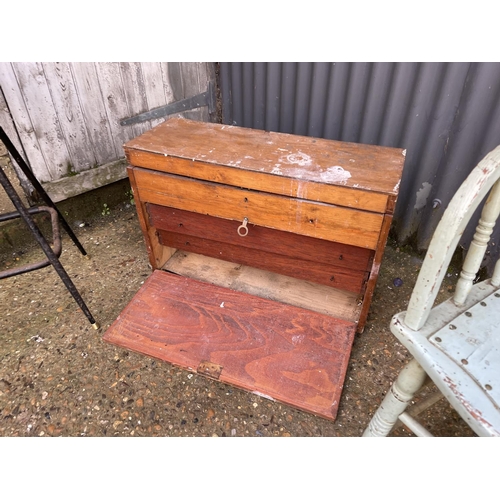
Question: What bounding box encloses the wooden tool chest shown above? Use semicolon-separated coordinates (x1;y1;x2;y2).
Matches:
103;117;405;420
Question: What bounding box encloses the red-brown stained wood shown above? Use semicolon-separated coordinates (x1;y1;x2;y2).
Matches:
103;270;357;421
124;116;405;203
356;214;394;333
147;204;374;271
158;229;369;294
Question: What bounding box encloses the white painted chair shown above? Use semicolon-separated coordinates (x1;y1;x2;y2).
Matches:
363;146;500;437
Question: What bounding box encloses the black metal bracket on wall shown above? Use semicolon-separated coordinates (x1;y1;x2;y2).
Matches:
120;81;216;126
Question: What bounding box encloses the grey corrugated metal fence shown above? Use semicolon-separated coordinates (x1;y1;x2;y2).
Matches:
220;62;500;270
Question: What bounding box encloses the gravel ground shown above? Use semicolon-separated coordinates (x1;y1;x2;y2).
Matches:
0;182;475;438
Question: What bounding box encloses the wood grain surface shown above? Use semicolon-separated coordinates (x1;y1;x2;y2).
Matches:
103;270;357;420
124;116;405;198
126;151;391;213
147;204;373;272
132;167;384;250
164;251;362;323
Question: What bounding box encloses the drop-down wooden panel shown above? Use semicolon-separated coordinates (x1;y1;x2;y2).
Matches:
103;270;357;421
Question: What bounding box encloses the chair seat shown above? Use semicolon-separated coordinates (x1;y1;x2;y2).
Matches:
390;280;500;437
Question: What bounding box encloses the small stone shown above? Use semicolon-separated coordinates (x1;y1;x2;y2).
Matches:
393;277;403;287
136;397;144;408
113;420;123;429
206;408;215;419
120;411;129;419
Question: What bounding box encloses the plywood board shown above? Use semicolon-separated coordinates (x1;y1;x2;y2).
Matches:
164;251;362;323
103;270;357;420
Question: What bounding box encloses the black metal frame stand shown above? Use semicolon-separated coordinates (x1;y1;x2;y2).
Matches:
0;126;99;329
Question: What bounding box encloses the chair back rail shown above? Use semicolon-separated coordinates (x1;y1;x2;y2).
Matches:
453;179;500;305
404;146;500;331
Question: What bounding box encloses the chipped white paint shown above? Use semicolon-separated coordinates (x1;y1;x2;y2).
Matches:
296;181;307;200
319;166;352;184
402;149;407;157
393;179;401;193
220;302;225;308
252;391;275;401
371;262;381;276
244;155;254;159
414;182;432;210
292;334;305;345
268;162;353;186
280;151;313;167
364;146;500;437
349;159;356;162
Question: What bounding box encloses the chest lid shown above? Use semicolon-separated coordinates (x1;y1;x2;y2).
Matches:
124;117;405;214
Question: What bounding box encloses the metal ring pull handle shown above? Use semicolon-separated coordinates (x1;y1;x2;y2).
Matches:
237;217;249;237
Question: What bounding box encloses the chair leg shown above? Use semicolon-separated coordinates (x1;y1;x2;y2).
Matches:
363;358;428;437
